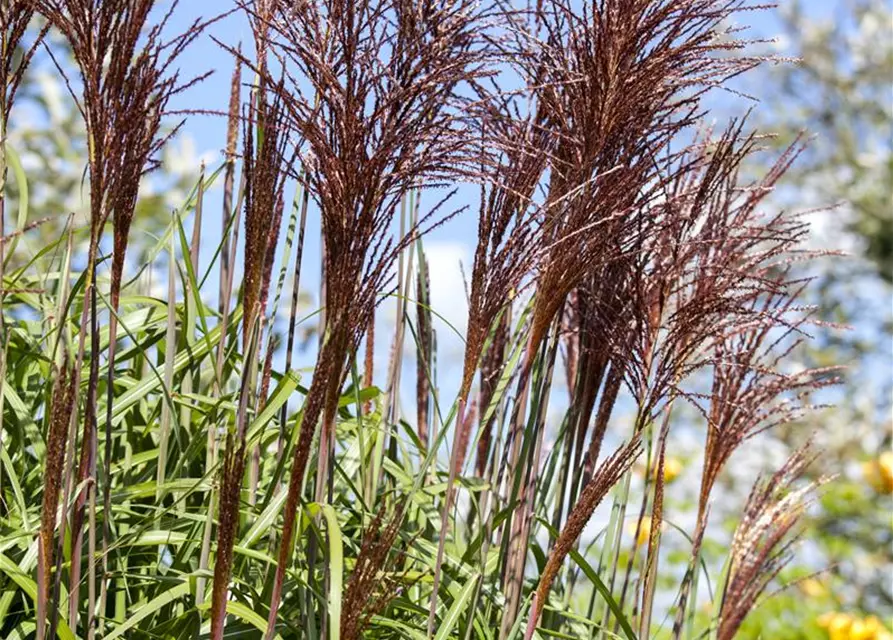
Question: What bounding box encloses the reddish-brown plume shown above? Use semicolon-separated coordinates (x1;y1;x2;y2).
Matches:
475;312;509;478
341;499;412;640
697;288;841;515
416;249;433;447
566;258;634;510
716;446;824;640
532;437;643;624
33;0;209;304
209;399;252;640
601;123;807;432
518;0;759;355
210;11;294;638
1;1;46;125
363;318;375;415
460;114;549;404
495;3;772;627
240;89;292;340
237;1;293;341
239;0;492;632
670;276;839;632
37;358;76;640
32;3;209;629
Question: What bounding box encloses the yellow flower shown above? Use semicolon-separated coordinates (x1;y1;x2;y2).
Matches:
863;616;893;640
863;615;883;631
852;615;893;640
662;457;683;483
637;457;684;483
817;613;893;640
800;577;827;598
879;452;893;490
850;619;875;640
817;612;852;640
628;517;653;548
862;452;893;494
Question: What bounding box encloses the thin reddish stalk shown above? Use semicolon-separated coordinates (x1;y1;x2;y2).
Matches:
529;438;643;631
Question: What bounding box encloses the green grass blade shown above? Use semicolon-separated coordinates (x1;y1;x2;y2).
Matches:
0;553;75;640
104;582;190;640
324;504;344;640
433;573;479;640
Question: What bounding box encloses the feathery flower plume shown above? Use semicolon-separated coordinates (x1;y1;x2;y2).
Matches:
210;96;292;640
500;1;767;625
520;0;761;357
32;1;209;631
363;318;376;415
240;90;292;341
461;116;549;406
416;248;433;447
210;6;293;637
615;128;799;417
429;107;548;631
716;446;824;640
34;0;209;309
208;340;260;640
341;499;412;640
567;121;840;634
220;0;491;633
1;1;45;321
527;437;643;633
1;1;46;127
196;53;244;611
598;123;824;630
219;47;242;316
697;297;838;514
475;311;509;478
37;358;76;640
671;280;840;635
560;259;633;525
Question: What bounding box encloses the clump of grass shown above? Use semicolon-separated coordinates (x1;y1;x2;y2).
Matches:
490;1;778;629
209;25;294;635
0;2;850;640
31;1;209;634
224;0;493;631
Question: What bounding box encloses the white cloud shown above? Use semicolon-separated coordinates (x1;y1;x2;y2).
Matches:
422;240;471;342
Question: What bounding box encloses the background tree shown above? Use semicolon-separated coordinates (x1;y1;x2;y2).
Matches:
735;1;893;637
